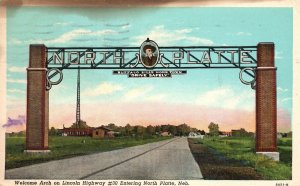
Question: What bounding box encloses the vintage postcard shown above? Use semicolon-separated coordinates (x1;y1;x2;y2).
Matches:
0;1;299;186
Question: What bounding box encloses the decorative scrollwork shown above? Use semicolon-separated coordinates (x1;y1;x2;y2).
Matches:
46;68;63;90
239;67;256;90
159;53;169;68
251;81;256;90
130;53;140;68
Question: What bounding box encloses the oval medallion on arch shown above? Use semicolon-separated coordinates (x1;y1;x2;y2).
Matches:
139;38;160;68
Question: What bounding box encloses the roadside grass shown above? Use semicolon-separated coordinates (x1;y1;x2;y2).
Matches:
193;137;292;180
6;135;172;169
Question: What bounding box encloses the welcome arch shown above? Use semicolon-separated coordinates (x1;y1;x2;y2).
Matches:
25;39;278;160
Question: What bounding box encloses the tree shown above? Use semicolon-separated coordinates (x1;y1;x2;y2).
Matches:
134;125;145;137
198;130;206;135
161;125;169;132
70;120;89;128
169;125;177;136
155;125;162;134
106;123;124;134
177;123;190;136
17;130;26;137
49;127;58;136
117;126;126;136
208;122;219;136
190;127;198;133
107;123;118;131
124;124;133;136
146;125;155;136
239;128;248;137
232;128;252;137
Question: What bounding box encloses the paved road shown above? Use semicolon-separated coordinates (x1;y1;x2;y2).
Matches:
6;137;203;180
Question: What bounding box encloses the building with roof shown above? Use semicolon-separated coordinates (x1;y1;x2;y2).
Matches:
62;127;93;136
61;120;116;138
92;126;116;139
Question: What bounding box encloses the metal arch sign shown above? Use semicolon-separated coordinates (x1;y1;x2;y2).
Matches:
46;38;258;89
46;38;257;69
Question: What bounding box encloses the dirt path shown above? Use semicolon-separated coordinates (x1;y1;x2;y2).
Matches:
188;138;262;180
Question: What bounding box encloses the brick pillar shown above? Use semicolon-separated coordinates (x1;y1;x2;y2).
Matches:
256;43;278;160
25;44;50;152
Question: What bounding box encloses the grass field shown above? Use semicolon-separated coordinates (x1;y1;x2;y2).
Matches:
5;135;172;169
193;137;292;180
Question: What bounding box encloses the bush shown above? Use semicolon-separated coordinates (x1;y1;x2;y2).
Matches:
277;138;292;146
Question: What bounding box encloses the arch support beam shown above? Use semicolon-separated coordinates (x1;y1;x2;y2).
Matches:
25;44;50;153
256;43;278;160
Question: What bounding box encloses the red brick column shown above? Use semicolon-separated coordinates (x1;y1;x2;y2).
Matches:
256;43;277;154
25;44;50;152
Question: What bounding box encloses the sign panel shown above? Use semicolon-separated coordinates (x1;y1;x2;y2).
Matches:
113;70;187;78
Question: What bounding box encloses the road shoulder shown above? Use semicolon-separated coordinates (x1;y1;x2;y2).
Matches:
188;138;262;180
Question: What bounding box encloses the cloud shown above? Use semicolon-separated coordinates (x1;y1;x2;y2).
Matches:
34;31;54;35
236;32;252;36
105;23;130;28
277;87;288;93
82;82;123;97
10;38;22;45
7;78;26;84
124;85;153;101
7;94;26;106
29;28;118;44
54;22;72;26
8;66;25;73
132;25;214;46
280;97;292;103
146;93;167;102
8;89;25;94
196;86;255;110
275;51;283;59
121;24;131;29
2;115;26;128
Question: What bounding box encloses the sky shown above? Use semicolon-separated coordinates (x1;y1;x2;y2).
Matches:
5;7;293;132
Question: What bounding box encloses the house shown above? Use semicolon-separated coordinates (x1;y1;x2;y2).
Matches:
92;126;115;139
61;120;93;136
188;132;204;139
62;127;93;136
160;131;171;136
219;131;232;137
61;121;118;138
